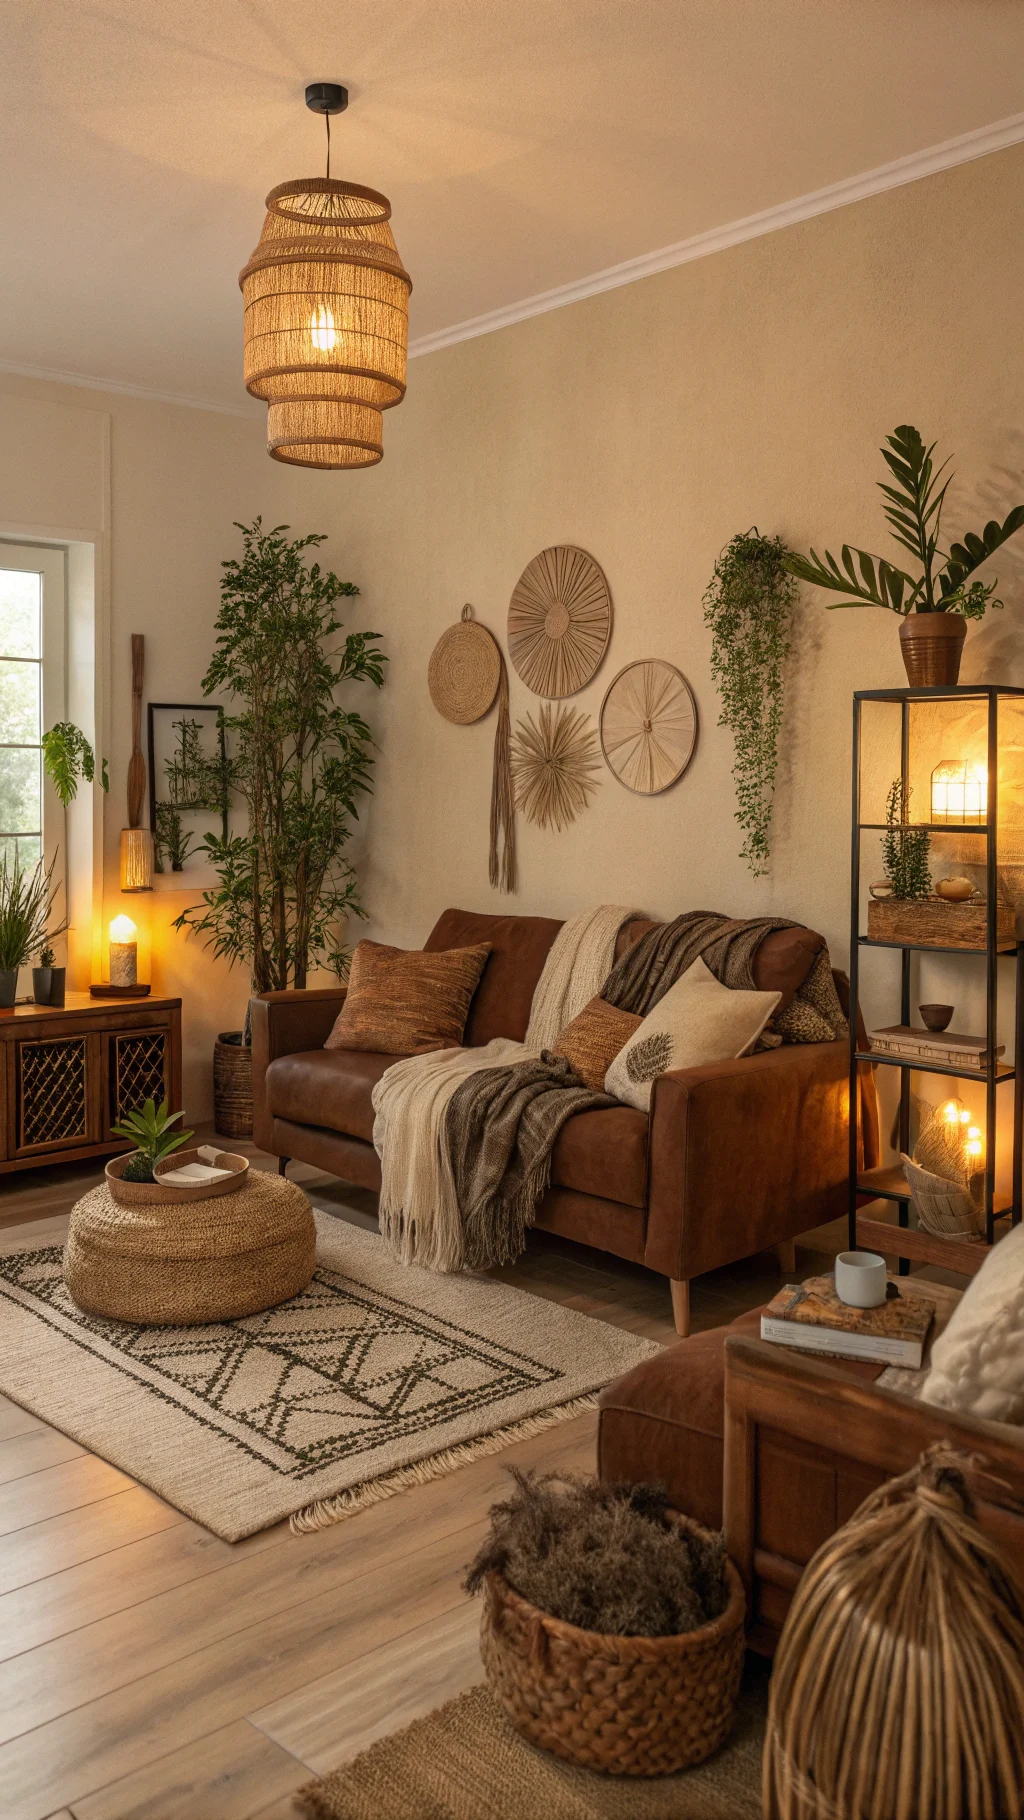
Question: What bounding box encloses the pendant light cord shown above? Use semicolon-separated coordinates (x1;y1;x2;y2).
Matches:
326;111;331;180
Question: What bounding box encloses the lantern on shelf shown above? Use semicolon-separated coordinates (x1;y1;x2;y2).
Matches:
119;828;154;893
240;83;412;470
930;758;987;824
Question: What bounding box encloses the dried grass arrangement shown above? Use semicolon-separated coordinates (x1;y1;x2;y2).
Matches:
512;703;601;831
763;1446;1024;1820
465;1472;728;1637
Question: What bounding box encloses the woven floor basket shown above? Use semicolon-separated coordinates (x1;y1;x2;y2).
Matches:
479;1521;746;1777
214;1032;253;1138
63;1171;316;1325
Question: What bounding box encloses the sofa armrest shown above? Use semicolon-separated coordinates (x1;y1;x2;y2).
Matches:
644;1039;850;1281
249;987;348;1153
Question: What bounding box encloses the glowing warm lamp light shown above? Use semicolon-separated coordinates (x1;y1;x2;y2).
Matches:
309;304;337;351
930;759;987;824
109;915;138;988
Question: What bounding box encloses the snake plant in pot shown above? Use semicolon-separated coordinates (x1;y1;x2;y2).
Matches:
784;425;1024;685
0;854;67;1009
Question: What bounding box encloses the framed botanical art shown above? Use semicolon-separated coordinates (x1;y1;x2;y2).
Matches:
147;703;229;890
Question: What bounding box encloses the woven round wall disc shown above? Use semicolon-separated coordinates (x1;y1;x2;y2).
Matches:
508;546;612;698
428;605;502;724
600;659;698;795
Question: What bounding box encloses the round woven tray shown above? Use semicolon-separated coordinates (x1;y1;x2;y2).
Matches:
479;1516;746;1777
428;605;501;724
105;1148;249;1208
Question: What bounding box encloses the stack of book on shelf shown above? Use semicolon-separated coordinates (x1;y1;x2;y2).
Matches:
867;1024;1003;1072
761;1275;935;1368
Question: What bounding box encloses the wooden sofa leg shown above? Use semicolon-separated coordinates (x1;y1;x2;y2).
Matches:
669;1279;691;1338
278;1156;290;1177
775;1240;797;1274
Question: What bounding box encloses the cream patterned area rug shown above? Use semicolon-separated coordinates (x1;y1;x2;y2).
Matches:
0;1213;658;1542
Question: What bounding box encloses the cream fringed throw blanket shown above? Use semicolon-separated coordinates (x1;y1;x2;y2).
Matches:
372;906;639;1272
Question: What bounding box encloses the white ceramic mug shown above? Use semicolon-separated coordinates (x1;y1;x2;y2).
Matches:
834;1250;888;1308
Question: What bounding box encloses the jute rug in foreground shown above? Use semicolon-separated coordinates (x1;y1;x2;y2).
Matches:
0;1212;658;1542
294;1675;768;1820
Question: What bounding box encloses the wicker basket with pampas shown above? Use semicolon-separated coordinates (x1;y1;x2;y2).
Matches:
763;1446;1024;1820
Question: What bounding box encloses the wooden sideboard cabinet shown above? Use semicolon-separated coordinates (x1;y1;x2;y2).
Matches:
0;993;182;1174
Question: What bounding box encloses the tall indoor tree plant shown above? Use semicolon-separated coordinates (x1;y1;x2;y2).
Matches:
175;520;386;1129
784;424;1024;685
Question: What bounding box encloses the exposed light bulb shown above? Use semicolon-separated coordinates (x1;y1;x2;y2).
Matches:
110;914;137;943
310;304;337;352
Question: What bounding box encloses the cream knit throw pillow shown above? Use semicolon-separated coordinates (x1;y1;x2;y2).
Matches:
604;957;781;1111
920;1221;1024;1425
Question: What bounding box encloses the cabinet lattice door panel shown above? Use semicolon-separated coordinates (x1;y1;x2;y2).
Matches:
111;1032;167;1124
18;1039;88;1148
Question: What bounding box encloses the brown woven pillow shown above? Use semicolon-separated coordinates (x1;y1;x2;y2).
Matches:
325;940;491;1056
551;997;643;1092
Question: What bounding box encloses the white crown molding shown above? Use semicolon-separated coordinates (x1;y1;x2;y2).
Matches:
0;356;255;418
408;110;1024;360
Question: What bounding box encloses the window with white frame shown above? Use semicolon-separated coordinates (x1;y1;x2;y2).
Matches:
0;544;66;875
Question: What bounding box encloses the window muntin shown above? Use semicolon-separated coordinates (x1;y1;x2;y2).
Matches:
0;546;66;876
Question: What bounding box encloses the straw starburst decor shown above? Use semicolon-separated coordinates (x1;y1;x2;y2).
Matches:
512;704;601;832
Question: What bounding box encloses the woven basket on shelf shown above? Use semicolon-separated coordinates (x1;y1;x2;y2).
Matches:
900;1154;985;1240
214;1032;253;1138
479;1514;746;1777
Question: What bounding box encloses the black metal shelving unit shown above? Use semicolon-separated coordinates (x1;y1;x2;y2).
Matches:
849;684;1024;1274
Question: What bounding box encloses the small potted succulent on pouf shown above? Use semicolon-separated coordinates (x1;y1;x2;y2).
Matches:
465;1471;745;1777
106;1098;194;1199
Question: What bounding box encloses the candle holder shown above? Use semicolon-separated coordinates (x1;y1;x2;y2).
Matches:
90;914;151;998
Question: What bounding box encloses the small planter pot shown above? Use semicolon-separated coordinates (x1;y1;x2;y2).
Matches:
0;967;18;1010
32;966;66;1007
47;967;66;1007
213;1031;253;1138
899;612;966;687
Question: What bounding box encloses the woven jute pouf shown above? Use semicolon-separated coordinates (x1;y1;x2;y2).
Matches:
479;1518;746;1777
63;1170;316;1325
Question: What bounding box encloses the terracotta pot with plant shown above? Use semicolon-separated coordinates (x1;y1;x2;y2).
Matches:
784;425;1024;686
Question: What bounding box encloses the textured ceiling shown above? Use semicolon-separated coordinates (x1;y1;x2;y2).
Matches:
3;0;1024;408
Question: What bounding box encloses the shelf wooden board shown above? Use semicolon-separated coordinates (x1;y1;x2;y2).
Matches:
856;1166;1013;1215
858;937;1017;956
858;822;991;834
855;1205;995;1276
855;1050;1014;1082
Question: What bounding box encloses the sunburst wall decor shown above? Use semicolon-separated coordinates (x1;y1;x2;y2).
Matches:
508;546;612;698
599;659;698;795
512;703;601;832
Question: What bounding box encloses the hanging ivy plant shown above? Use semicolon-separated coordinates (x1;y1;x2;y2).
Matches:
702;529;796;877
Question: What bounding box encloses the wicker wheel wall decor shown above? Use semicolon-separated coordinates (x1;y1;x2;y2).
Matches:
428;605;501;724
599;659;698;795
512;703;601;832
508;546;612;698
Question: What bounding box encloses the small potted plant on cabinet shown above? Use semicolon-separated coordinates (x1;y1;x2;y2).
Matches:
0;855;67;1010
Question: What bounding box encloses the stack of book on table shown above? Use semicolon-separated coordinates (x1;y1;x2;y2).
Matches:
867;1024;1003;1071
761;1275;935;1368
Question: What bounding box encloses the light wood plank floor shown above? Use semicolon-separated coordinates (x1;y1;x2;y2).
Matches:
0;1129;845;1819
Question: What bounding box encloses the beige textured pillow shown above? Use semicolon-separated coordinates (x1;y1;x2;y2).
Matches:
325;940;490;1056
605;957;781;1111
920;1222;1024;1425
551;997;643;1092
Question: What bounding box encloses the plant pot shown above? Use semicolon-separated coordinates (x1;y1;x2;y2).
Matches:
0;967;18;1010
899;612;967;687
213;1031;253;1138
32;966;52;1006
47;967;65;1007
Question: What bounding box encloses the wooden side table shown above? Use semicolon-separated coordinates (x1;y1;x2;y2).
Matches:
0;993;182;1175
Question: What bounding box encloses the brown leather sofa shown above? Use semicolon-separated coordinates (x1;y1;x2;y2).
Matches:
598;1312;1024;1654
251;906;877;1335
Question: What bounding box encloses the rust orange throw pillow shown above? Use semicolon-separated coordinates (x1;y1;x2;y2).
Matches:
325;940;491;1056
551;996;643;1092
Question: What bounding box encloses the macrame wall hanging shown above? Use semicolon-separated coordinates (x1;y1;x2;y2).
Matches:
508;546;612;698
427;605;517;892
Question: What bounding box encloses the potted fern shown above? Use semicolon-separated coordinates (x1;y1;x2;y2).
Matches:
784;425;1024;685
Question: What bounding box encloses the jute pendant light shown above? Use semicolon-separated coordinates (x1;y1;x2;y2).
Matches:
508;546;612;698
240;84;412;470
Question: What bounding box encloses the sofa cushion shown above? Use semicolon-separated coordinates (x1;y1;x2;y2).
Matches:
326;939;490;1055
424;909;563;1044
612;919;824;1013
551;997;643;1092
266;1049;397;1143
551;1105;649;1208
597;1306;882;1530
605;958;780;1111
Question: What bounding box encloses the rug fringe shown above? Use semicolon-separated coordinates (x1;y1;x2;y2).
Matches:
289;1392;599;1535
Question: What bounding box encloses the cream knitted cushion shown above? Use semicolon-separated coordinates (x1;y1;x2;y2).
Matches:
604;957;781;1112
920;1222;1024;1425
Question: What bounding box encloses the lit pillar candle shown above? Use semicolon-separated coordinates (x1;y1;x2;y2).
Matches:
109;915;138;987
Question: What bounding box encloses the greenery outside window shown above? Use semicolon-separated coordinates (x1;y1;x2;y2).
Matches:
0;544;66;876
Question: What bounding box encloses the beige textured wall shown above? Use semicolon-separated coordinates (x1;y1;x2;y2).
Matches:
0;376;289;1118
282;143;1024;1169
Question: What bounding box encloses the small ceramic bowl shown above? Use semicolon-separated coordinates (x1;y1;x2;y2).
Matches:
918;1003;954;1032
935;877;975;902
834;1250;888;1309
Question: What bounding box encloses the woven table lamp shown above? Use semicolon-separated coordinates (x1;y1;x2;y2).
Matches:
240;84;412;469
